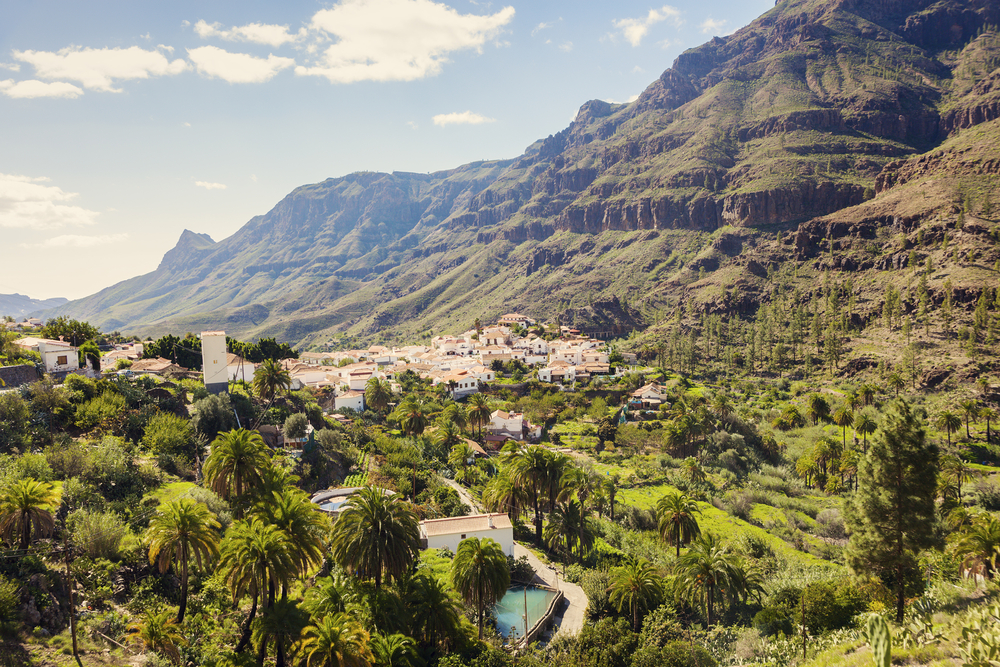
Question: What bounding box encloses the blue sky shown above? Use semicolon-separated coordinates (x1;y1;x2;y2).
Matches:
0;0;772;300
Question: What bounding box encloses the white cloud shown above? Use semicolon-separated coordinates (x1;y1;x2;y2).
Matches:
194;20;304;47
700;17;728;34
183;121;191;127
613;6;681;47
559;42;573;52
0;79;83;99
296;0;514;84
250;174;258;182
432;111;495;126
24;233;128;249
406;120;419;130
195;181;227;190
0;173;99;229
604;94;640;104
0;63;20;72
13;46;187;92
187;46;295;83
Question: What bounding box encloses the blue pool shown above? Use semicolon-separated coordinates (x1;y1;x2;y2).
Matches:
494;586;556;639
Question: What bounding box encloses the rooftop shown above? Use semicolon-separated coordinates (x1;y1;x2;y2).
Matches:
419;513;513;537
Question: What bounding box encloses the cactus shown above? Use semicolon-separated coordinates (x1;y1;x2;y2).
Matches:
866;615;892;667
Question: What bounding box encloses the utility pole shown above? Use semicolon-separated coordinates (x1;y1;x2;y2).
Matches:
63;531;78;659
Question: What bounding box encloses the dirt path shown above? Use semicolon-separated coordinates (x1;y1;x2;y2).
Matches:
439;477;589;640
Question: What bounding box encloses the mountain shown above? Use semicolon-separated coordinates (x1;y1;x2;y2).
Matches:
50;0;1000;347
0;293;68;319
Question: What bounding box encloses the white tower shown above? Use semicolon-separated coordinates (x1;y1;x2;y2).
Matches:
201;331;229;394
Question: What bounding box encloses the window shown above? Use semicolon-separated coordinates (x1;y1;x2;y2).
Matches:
461;534;466;539
56;355;68;365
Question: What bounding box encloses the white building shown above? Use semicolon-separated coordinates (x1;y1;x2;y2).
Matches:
201;331;229;394
13;337;79;375
334;390;365;412
419;513;514;556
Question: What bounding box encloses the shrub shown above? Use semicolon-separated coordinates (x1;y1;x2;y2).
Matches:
506;554;535;583
640;602;683;647
283;413;309;440
190;393;236;441
0;574;18;624
752;606;794;637
16;453;53;482
580;570;614;621
631;641;717;667
797;580;865;633
972;480;1000;511
0;393;31;453
45;440;92;479
61;477;107;513
572;617;638;667
815;508;846;539
75;392;126;431
68;509;127;560
142;412;194;460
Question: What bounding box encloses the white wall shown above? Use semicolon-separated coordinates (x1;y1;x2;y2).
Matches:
202;332;229;390
425;528;514;556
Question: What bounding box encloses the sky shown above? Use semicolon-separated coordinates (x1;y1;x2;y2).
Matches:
0;0;773;300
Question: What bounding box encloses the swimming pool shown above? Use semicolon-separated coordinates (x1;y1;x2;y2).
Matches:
494;586;556;639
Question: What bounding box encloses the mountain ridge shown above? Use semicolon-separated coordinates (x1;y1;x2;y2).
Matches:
47;0;1000;346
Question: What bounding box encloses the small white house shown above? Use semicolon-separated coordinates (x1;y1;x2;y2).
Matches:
419;513;514;556
13;337;79;375
334;390;365;412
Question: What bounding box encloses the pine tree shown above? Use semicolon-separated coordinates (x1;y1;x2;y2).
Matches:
845;400;942;622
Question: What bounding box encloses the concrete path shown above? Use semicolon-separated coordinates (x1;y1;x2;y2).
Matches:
440;476;589;640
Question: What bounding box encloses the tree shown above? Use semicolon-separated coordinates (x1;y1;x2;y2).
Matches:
980;407;997;444
331;487;419;590
832;406;854;450
365;377;392;414
657;491;701;558
40;316;100;347
608;557;663;632
405;573;461;649
146;498;221;623
254;598;309;667
957;515;1000;579
447;441;475;483
253;358;292;403
940;455;974;503
78;340;101;371
544;500;595;563
886;373;905;399
845;400;942;622
806;394;830;425
506;445;551;542
482;469;527;519
392;397;427;437
253;488;330;588
295;612;373;667
935;410;962;447
0;478;58;550
369;633;420;667
127;608;186;664
676;533;746;627
203;429;272;517
220;518;298;653
960;399;980;439
450;537;510;639
440;403;468;431
284;413;309;441
467;393;492;439
854;411;878;453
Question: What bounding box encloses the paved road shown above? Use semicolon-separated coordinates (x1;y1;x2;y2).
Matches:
439;476;588;640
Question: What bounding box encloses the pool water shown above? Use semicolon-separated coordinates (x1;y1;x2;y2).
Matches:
494;586;556;639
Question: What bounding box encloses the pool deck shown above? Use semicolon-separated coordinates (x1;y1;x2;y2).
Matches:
442;478;588;640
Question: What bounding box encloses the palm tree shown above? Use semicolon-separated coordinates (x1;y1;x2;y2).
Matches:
543;451;573;513
608;557;662;632
935;410;963;447
676;532;744;627
127;608;186;664
331;487;419;590
832;406;854;449
796;453;817;488
253;358;292;403
482;469;527;520
203;428;272;517
605;474;620;522
941;455;974;503
219;518;298;653
980;407;997;444
806;393;831;425
0;478;58;551
886;372;906;399
958;515;1000;579
854;411;878;453
404;573;461;649
682;457;707;485
450;537;510;639
960;399;980;439
295;612;373;667
656;491;701;558
369;633;420;667
146;498;221;623
544;500;595;564
448;441;475;483
467;393;492;439
254;598;309;667
857;383;878;406
507;445;550;542
253;488;330;590
440;403;469;431
365;377;392;414
393;397;428;437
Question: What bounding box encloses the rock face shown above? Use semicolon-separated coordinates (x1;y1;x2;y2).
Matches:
49;0;1000;344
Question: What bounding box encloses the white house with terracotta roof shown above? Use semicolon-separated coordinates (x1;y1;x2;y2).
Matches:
538;360;576;384
419;513;514;556
631;383;670;409
497;313;536;328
